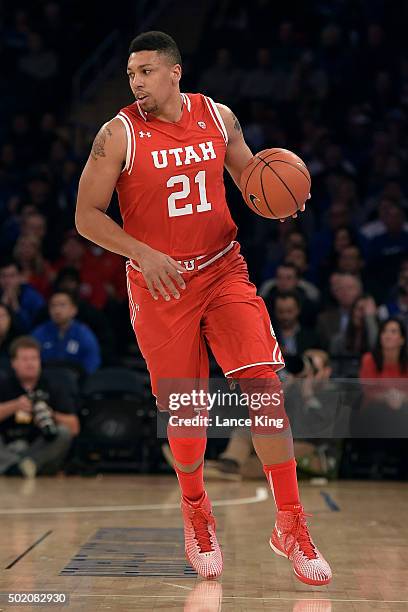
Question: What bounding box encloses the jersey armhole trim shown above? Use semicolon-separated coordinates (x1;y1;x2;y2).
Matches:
116;112;136;174
203;96;229;144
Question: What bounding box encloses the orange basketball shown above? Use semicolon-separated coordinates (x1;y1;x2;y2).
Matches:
240;148;311;219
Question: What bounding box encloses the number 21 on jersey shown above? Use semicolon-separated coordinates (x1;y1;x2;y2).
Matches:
167;170;211;217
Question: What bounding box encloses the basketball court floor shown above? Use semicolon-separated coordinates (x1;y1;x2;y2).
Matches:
0;476;407;611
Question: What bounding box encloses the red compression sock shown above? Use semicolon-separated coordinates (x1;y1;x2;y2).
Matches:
168;435;206;502
263;458;300;510
174;461;205;502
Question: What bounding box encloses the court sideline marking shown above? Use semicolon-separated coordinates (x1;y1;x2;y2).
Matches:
65;594;408;604
0;487;269;515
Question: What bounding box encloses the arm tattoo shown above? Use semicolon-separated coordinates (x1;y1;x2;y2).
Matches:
232;112;242;133
91;126;112;160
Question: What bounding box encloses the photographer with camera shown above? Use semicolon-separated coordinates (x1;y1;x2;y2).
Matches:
0;336;79;477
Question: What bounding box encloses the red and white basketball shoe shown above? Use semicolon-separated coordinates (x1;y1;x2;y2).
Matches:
181;491;223;579
269;503;332;586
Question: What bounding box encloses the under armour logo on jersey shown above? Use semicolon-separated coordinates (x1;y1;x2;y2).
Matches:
139;131;151;138
197;121;206;129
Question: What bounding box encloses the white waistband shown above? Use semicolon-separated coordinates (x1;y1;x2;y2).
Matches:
128;241;235;273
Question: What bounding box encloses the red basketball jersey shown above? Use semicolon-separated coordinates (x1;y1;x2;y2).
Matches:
114;93;237;260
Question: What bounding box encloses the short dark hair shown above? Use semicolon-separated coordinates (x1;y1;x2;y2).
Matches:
275;291;301;308
50;290;78;307
10;336;41;359
277;262;299;277
128;31;182;65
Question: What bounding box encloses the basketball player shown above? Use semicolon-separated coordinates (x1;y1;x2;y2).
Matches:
75;31;332;585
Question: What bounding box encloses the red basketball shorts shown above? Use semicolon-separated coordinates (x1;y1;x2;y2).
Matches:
125;242;285;410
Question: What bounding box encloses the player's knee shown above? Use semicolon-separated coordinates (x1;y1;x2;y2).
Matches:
167;434;207;465
230;365;290;435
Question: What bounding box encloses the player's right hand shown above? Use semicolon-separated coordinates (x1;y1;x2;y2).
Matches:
279;193;310;222
135;245;187;301
15;395;33;413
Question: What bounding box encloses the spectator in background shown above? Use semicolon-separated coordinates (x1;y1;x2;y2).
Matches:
198;48;241;106
0;336;78;477
273;292;321;357
19;210;47;245
284;247;319;299
286;231;308;252
51;267;117;365
333;227;356;253
361;196;408;240
13;235;55;298
261;226;306;281
211;0;248;47
33;290;101;374
317;273;363;349
54;232;126;309
0;258;45;332
310;200;353;282
18;33;58;82
284;246;308;276
24;175;55;221
357;318;408;437
88;243;127;304
364;200;408;261
336;245;365;279
287;50;328;105
360;318;408;381
379;261;408;332
53;233;107;308
319;226;357;281
260;262;319;325
241;48;279;101
18;32;59;110
0;304;22;370
364;201;408;298
330;295;378;376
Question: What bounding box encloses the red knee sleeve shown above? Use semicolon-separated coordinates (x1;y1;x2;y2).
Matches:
167;434;207;465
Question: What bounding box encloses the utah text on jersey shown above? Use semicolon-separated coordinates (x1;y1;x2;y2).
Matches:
151;141;216;168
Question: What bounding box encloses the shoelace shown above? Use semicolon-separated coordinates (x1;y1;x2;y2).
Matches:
284;511;317;559
191;507;215;553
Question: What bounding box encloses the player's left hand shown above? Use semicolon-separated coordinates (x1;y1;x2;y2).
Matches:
279;193;310;222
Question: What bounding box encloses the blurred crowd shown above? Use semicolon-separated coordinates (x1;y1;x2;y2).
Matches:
1;0;408;477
